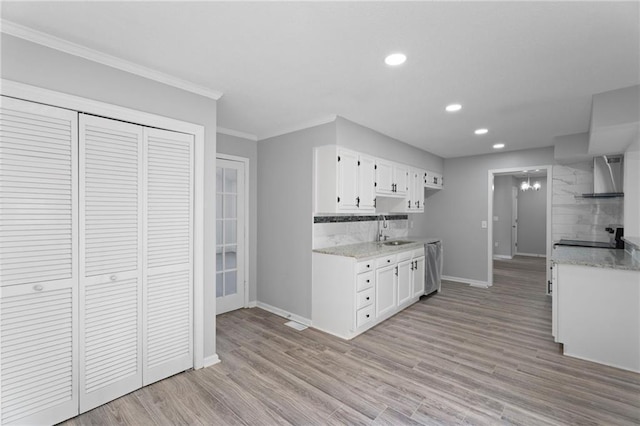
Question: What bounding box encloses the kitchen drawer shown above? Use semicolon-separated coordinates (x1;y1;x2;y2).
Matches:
356;260;374;274
412;248;425;258
356;271;374;292
397;250;412;262
376;254;397;268
356;305;375;328
356;287;374;309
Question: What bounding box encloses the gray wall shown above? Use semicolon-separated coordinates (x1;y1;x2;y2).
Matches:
424;147;555;284
257;122;335;319
258;117;443;320
2;35;219;358
493;176;515;257
517;177;547;255
216;133;258;303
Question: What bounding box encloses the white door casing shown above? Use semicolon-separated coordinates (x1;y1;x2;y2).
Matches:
512;186;518;257
216;158;246;314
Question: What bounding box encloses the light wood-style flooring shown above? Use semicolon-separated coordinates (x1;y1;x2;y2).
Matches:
62;256;640;425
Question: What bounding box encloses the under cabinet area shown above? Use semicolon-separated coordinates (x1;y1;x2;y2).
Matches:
312;245;425;340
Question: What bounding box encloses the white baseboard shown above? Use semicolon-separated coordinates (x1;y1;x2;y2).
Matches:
493;254;513;260
515;252;546;258
203;354;221;368
442;275;490;288
256;301;312;326
247;301;257;308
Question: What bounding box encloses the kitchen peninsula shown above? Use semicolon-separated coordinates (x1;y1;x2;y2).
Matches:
551;243;640;372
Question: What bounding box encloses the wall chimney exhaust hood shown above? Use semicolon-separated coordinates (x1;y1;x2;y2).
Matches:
581;155;624;198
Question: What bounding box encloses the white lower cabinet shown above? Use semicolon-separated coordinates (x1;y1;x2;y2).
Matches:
312;246;425;340
412;256;426;298
375;262;397;318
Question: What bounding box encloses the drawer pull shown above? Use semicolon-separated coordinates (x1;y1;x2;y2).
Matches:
366;264;370;268
33;284;43;292
366;314;370;318
110;275;117;281
366;296;370;301
387;259;391;263
366;279;370;283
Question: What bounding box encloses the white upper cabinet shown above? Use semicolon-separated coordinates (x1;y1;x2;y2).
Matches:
374;159;394;195
375;159;409;197
358;154;376;210
314;146;375;214
425;171;443;189
393;163;409;197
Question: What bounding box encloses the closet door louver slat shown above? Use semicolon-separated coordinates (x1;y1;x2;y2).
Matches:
79;115;143;413
143;128;193;386
0;97;79;426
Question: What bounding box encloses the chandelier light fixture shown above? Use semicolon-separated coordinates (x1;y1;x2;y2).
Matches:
521;172;541;191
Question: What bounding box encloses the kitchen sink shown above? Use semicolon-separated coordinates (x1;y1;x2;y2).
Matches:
382;240;414;246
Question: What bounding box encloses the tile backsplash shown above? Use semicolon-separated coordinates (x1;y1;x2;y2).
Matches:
313;218;409;249
552;161;623;242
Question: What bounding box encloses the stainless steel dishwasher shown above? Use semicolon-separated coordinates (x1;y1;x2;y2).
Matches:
425;241;442;294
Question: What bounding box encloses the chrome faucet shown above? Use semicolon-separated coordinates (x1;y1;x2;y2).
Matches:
377;214;389;242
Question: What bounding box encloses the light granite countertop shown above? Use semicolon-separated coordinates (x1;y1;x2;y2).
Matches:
622;236;640;250
551;246;640;271
313;237;438;260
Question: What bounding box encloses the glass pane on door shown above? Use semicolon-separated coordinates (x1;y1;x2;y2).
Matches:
216;165;239;299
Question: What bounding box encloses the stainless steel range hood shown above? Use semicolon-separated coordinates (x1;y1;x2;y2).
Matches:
581;155;624;198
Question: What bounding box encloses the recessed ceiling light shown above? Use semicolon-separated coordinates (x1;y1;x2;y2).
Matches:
385;53;407;66
474;128;489;135
445;103;462;112
535;169;540;172
493;143;505;149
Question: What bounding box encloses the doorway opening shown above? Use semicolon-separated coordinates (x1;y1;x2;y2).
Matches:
216;155;249;314
488;166;552;293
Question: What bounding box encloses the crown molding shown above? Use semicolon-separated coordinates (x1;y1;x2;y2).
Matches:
217;126;258;141
258;114;338;141
1;19;223;100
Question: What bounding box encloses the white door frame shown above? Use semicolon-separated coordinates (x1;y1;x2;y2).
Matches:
216;154;250;310
487;165;553;291
1;79;207;369
511;186;518;257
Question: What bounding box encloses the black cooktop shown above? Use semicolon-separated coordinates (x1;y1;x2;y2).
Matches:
555;239;615;249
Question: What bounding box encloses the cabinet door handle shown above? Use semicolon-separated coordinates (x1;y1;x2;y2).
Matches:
417;201;420;208
395;266;398;276
408;200;411;209
356;196;360;208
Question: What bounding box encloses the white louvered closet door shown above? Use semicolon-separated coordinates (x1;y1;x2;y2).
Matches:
143;127;193;386
0;97;79;425
78;114;143;413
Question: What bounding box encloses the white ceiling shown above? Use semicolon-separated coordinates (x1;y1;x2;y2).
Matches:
2;1;638;158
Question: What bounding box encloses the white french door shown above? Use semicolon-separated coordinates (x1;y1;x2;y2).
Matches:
216;158;246;315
